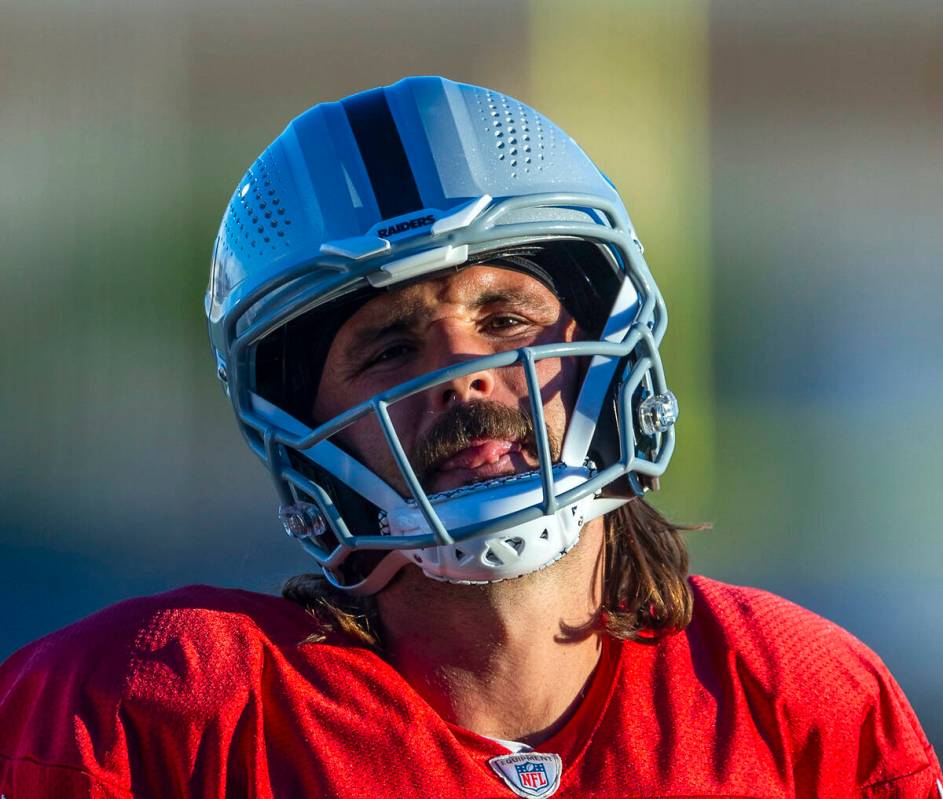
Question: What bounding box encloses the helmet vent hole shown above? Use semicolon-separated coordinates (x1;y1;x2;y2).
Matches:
506;537;524;554
414;554;422;563
226;155;292;257
484;549;503;566
454;548;466;560
477;88;536;178
539;529;549;540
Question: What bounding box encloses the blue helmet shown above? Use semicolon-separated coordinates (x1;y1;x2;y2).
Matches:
206;76;677;594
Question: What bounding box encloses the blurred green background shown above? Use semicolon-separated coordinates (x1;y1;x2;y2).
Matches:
1;0;940;748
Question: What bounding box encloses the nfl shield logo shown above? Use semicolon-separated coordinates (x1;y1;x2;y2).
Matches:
516;761;549;790
488;752;562;798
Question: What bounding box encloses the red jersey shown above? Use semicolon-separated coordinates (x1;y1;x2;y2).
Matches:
1;576;939;798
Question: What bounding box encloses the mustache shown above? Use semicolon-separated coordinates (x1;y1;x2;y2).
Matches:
412;400;562;484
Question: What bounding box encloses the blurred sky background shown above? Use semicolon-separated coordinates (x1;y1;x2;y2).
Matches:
1;0;940;747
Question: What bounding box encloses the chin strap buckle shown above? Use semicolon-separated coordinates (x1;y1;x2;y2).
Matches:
638;391;679;435
277;503;327;540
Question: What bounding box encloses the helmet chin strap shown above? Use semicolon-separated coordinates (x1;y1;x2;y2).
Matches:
347;469;626;595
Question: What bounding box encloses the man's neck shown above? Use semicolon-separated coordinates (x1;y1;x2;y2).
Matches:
376;520;606;746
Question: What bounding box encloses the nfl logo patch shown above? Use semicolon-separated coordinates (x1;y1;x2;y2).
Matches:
516;761;549;790
488;752;562;798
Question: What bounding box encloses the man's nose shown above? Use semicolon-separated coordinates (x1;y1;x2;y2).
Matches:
436;369;495;409
423;325;497;411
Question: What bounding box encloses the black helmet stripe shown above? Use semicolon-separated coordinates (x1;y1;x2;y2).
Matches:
342;88;424;221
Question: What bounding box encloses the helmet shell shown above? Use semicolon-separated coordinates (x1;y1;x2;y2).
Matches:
207;76;626;357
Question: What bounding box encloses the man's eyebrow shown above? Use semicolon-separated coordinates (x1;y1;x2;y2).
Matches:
470;286;553;310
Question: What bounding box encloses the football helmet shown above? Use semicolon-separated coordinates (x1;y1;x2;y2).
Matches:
206;76;677;595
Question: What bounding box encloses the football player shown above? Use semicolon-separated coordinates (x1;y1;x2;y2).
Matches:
1;76;939;798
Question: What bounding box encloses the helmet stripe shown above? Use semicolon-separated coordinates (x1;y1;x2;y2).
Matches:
385;78;450;212
342;87;424;221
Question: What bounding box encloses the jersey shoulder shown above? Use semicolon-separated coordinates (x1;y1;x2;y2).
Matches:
1;585;317;698
688;574;878;672
0;585;323;794
685;575;941;794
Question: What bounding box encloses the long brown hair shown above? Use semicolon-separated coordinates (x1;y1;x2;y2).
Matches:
282;496;699;648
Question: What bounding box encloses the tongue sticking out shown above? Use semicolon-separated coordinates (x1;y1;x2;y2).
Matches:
437;439;519;472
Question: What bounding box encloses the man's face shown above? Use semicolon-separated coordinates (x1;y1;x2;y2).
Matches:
312;265;583;496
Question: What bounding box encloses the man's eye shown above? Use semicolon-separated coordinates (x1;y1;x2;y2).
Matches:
485;315;528;332
365;343;413;368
